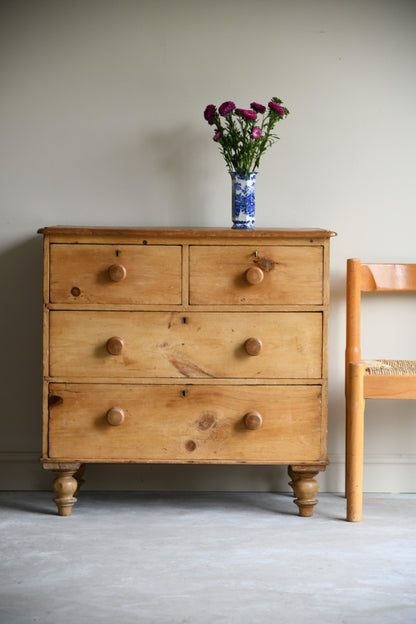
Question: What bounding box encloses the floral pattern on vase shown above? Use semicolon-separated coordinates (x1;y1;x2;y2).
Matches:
230;171;257;229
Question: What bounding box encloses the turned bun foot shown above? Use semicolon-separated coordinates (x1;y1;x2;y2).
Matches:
48;463;81;516
288;465;322;518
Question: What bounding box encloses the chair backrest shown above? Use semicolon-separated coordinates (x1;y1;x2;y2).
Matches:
345;259;416;378
359;263;416;292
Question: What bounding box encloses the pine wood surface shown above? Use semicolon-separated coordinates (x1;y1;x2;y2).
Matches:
50;243;182;304
42;236;50;456
189;245;323;305
44;377;326;385
38;226;336;238
47;303;326;312
49;310;323;379
40;227;334;516
48;383;323;462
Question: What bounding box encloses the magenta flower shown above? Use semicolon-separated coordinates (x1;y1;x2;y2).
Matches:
204;104;216;125
235;108;257;121
251;102;266;114
202;97;289;177
218;101;235;116
268;101;285;116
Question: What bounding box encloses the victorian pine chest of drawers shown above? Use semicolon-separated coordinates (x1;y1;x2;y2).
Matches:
39;226;335;516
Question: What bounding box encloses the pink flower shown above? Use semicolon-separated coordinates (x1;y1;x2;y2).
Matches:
204;104;216;125
213;131;221;141
252;127;262;139
251;102;266;114
218;101;235;116
235;108;257;121
268;101;285;116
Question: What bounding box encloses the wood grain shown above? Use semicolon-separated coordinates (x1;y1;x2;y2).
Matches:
189;245;323;305
39;226;337;238
346;361;365;522
49;310;323;379
364;374;416;398
361;263;416;292
345;258;416;521
40;227;333;516
48;383;323;462
50;243;182;304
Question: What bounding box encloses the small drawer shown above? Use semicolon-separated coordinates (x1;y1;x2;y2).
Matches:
49;244;182;304
189;245;323;305
49;311;323;379
48;383;323;462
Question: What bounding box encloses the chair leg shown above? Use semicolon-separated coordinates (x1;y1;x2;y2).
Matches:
346;361;365;522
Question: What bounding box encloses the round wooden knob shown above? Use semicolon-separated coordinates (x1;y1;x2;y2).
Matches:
244;411;263;430
106;407;125;426
244;337;263;356
108;264;127;282
106;336;125;355
245;266;264;285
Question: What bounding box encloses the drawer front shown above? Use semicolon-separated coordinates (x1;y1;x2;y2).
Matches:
49;311;322;379
49;244;182;304
189;245;323;305
48;384;323;462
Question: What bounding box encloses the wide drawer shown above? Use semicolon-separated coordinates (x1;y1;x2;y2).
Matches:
48;383;323;462
49;244;182;304
189;245;323;305
49;311;322;379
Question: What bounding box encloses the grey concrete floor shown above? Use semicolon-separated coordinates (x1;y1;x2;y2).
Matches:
0;491;415;624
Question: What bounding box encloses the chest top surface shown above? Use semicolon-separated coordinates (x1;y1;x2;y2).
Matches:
38;226;336;238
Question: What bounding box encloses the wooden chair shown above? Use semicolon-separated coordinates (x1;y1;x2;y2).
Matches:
345;259;416;521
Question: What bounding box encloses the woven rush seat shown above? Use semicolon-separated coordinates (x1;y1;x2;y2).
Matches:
364;359;416;376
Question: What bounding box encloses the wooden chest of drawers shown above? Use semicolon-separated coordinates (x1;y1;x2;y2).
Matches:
39;227;335;516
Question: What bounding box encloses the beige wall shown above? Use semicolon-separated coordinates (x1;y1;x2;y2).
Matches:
1;0;416;492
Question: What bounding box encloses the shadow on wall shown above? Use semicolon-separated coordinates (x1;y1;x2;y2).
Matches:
324;266;348;489
0;237;43;452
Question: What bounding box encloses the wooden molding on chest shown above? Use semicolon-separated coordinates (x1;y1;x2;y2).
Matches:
39;226;335;517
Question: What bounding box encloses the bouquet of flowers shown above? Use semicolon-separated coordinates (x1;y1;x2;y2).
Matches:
203;98;289;177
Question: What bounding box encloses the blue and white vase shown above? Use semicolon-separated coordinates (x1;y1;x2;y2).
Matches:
230;171;257;229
